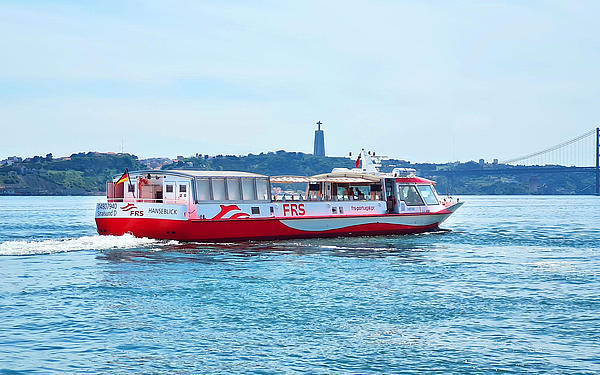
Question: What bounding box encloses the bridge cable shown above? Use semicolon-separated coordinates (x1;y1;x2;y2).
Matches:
502;129;595;165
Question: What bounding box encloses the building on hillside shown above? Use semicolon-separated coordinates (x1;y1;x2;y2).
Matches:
1;156;22;166
140;157;173;170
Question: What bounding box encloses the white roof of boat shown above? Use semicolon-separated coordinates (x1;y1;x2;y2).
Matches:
126;170;267;178
310;171;382;182
270;175;378;184
169;170;267;178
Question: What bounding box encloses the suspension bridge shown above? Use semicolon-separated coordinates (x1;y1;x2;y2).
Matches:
424;128;600;195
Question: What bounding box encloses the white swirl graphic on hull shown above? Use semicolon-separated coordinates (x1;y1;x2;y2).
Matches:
279;214;451;232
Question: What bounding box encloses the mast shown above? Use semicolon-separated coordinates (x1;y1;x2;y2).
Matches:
356;149;380;174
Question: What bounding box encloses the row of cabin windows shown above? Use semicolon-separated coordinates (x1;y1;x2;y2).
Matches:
129;183;184;194
164;185;186;193
196;177;269;201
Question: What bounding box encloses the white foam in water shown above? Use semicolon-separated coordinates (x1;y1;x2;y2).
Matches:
0;234;159;256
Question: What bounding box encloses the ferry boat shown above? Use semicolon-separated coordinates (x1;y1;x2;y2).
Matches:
95;150;463;241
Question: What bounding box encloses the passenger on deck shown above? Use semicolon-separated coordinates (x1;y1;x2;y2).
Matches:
355;187;365;200
344;186;354;200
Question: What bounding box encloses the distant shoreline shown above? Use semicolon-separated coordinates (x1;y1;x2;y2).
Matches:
1;151;597;195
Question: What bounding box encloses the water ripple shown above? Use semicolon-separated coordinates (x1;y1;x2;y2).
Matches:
0;195;599;373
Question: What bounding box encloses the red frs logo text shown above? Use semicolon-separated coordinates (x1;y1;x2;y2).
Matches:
121;203;144;217
282;203;305;216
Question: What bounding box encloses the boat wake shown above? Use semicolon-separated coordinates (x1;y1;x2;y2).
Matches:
0;234;162;256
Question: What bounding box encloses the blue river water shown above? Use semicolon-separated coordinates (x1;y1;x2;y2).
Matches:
0;195;599;374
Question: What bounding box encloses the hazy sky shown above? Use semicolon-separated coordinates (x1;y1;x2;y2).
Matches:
1;1;598;163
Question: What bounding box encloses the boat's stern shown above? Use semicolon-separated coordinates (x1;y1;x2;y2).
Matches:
95;201;189;237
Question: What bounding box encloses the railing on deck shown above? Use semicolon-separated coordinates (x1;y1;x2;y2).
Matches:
273;194;383;202
107;195;385;203
107;198;172;203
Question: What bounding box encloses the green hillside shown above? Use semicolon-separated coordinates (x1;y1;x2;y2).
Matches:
0;153;143;195
0;151;596;195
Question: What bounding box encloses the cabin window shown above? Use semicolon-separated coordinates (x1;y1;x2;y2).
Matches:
398;185;425;206
196;178;211;201
112;182;124;201
256;178;269;200
336;184;349;200
417;185;439;205
369;184;383;200
251;207;260;215
354;186;367;200
211;178;226;200
166;184;174;193
242;178;256;200
179;184;186;193
128;184;135;193
336;184;368;200
226;178;241;200
107;182;115;200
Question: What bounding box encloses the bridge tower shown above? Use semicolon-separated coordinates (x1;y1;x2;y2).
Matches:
313;121;325;156
596;128;600;195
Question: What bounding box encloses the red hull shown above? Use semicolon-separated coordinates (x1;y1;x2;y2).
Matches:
96;216;440;242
